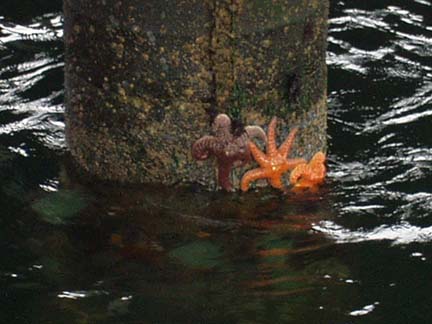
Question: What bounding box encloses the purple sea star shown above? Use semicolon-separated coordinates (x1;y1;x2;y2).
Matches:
192;114;266;191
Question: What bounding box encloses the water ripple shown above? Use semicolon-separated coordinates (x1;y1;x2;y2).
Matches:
327;1;432;245
315;219;432;245
0;13;64;150
0;14;63;44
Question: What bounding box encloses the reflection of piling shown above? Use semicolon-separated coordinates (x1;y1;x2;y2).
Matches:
63;0;329;189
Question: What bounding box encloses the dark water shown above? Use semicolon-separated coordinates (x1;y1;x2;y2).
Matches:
1;0;432;323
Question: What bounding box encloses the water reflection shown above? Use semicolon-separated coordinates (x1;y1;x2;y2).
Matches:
349;302;379;317
18;180;356;323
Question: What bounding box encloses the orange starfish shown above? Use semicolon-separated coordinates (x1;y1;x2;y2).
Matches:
240;117;306;192
289;152;326;190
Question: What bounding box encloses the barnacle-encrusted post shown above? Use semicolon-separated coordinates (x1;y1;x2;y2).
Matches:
63;0;329;188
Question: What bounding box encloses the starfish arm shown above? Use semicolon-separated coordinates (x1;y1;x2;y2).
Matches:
311;152;326;165
279;127;299;158
285;158;307;170
269;175;284;189
266;117;278;155
223;136;251;167
217;161;234;191
290;160;326;189
249;141;269;166
289;164;308;185
291;180;317;192
296;152;326;186
225;134;248;159
213;114;232;138
244;125;267;143
309;164;326;183
241;168;268;192
192;136;217;160
232;148;252;167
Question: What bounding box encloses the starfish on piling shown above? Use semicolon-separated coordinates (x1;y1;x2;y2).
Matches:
289;152;326;190
240;117;306;192
192;114;266;191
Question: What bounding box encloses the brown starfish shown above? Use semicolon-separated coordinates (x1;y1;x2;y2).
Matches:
192;114;266;191
241;117;306;192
